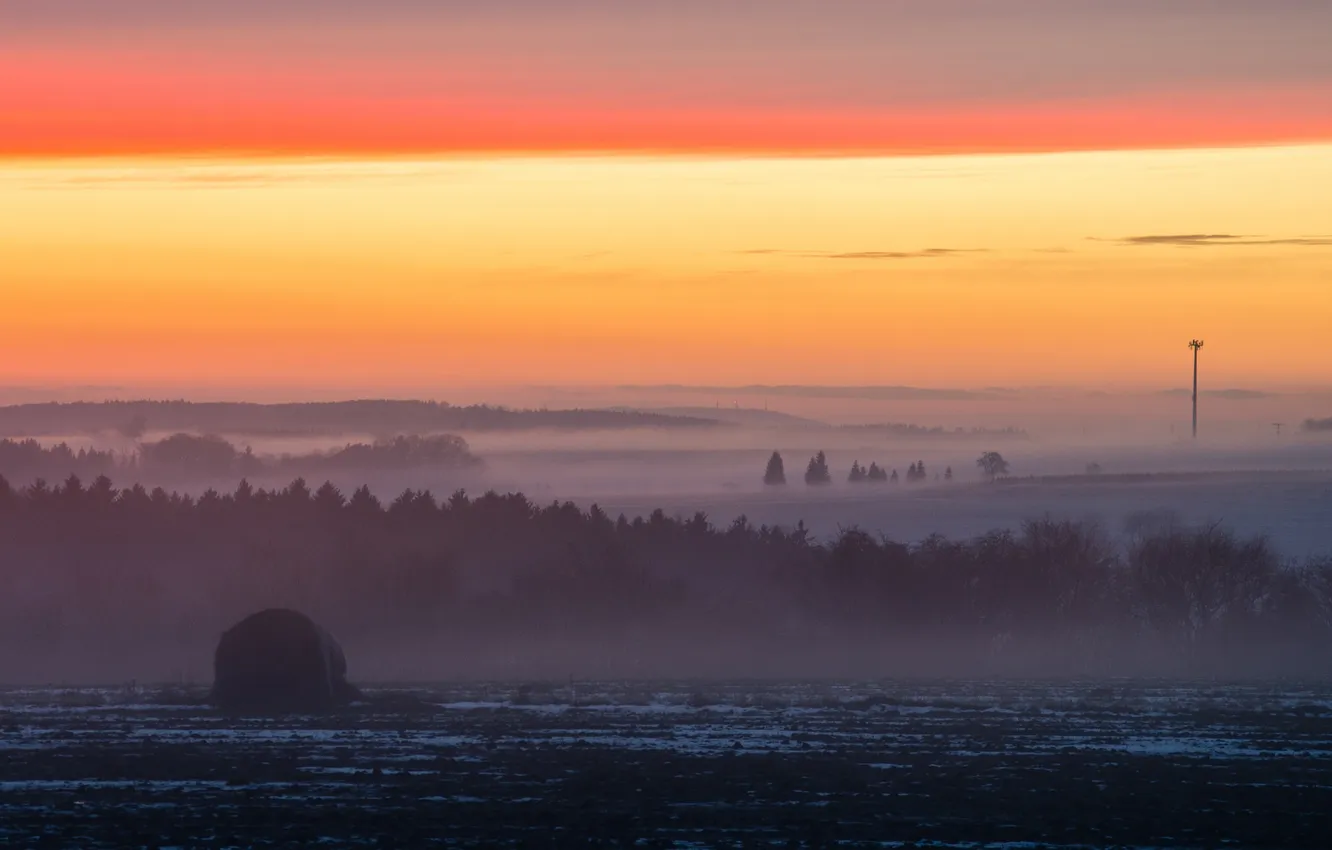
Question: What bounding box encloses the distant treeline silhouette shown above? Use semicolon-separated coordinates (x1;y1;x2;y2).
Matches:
0;400;719;439
1304;417;1332;433
766;451;966;486
0;439;118;484
839;423;1027;440
1;475;1328;678
0;434;480;485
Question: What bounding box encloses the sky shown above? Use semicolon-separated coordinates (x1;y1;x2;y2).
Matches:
2;1;1331;393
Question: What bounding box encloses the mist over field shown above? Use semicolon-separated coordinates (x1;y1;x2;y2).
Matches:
3;386;1330;547
1;388;1331;688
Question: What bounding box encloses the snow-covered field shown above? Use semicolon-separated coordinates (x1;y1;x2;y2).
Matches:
2;680;1330;847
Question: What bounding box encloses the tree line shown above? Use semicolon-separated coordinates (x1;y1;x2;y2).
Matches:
0;433;481;487
763;451;1009;486
0;474;1328;678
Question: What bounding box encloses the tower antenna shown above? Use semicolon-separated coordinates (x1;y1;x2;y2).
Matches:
1188;339;1205;439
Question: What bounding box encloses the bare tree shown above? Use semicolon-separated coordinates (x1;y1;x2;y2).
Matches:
977;451;1010;481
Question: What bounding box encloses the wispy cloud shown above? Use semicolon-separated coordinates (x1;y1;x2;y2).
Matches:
42;171;321;188
1106;234;1332;247
814;248;985;260
20;163;449;190
1119;234;1245;246
740;248;986;260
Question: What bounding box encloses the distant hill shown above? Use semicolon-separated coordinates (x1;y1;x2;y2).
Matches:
619;384;990;401
1304;418;1332;433
0;400;720;438
1159;388;1275;400
616;407;1025;436
840;423;1028;439
630;406;829;428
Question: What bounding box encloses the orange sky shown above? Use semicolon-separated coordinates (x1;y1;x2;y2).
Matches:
3;149;1330;390
3;1;1331;392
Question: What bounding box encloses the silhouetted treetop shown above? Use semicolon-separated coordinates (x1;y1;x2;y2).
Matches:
142;433;241;477
0;438;117;485
977;451;1011;481
0;476;1328;676
1;433;481;488
117;413;148;441
285;434;481;472
804;451;832;486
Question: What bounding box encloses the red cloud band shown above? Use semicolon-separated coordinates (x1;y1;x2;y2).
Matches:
5;52;1332;157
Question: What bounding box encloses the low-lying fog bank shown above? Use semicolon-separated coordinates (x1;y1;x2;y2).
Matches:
2;481;1330;686
6;428;1332;557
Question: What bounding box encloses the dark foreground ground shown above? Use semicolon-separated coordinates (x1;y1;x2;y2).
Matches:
2;680;1330;848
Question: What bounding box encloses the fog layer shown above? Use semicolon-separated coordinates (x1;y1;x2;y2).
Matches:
1;478;1329;686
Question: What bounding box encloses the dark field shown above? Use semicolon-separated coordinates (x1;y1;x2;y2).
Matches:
3;681;1331;849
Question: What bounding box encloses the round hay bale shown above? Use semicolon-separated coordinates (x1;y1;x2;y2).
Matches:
212;608;360;714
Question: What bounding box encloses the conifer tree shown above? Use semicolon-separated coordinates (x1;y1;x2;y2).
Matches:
763;451;787;486
804;451;832;486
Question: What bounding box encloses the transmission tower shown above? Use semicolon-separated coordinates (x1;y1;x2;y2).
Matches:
1188;339;1205;439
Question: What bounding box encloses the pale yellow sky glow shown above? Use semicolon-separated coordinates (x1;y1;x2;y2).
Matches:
2;145;1330;390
